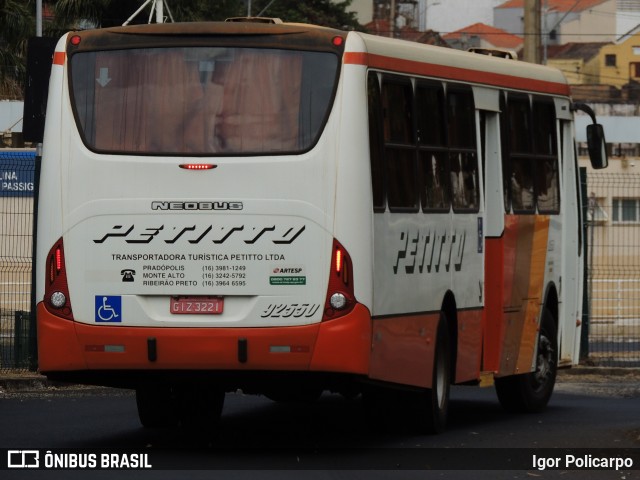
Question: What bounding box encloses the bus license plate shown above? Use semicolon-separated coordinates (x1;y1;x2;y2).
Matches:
170;296;224;314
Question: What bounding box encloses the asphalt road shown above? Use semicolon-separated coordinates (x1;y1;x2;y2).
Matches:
1;371;639;479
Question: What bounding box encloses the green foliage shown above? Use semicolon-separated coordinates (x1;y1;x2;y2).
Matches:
1;0;363;99
49;0;246;30
249;0;361;30
0;0;35;98
47;0;361;28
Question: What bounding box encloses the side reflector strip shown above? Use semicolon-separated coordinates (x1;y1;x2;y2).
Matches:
85;345;125;353
270;345;310;353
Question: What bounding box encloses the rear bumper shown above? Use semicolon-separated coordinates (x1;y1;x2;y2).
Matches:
37;302;371;378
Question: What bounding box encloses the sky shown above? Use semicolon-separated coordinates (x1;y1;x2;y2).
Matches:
419;0;507;33
348;0;505;32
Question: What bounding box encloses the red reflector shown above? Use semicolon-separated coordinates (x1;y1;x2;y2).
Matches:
85;345;105;352
179;164;216;170
332;36;344;46
70;35;81;46
291;345;310;353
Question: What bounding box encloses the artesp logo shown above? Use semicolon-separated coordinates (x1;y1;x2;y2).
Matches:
273;267;303;274
8;450;40;468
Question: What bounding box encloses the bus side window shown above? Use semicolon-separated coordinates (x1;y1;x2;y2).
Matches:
505;94;535;213
367;72;386;213
448;87;479;212
382;76;418;212
416;81;449;212
503;94;560;214
533;99;560;214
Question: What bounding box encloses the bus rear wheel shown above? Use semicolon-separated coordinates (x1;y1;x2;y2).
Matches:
414;312;451;433
362;312;451;434
495;308;558;413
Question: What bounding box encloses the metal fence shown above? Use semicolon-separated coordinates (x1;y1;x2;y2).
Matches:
585;171;640;367
0;149;35;371
0;151;638;371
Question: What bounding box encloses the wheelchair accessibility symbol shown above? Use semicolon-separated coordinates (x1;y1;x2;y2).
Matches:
95;296;122;322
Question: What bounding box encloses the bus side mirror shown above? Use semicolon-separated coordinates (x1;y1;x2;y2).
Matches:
571;102;608;170
586;123;608;170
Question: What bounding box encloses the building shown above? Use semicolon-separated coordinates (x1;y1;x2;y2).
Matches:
367;0;506;34
421;0;506;33
546;42;610;84
364;18;449;45
494;0;617;45
443;22;523;52
599;27;640;90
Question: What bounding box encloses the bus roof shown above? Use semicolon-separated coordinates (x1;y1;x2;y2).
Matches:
349;31;570;96
67;21;345;52
65;19;569;96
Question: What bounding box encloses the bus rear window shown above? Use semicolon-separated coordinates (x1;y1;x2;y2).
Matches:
70;47;338;155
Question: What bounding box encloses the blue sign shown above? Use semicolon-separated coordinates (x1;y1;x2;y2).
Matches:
0;150;35;197
95;296;122;323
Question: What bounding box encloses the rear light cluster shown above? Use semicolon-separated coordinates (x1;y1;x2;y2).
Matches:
44;239;74;320
179;164;216;170
322;239;356;321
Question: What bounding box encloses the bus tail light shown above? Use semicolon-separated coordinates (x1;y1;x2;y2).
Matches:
322;239;356;321
44;239;74;320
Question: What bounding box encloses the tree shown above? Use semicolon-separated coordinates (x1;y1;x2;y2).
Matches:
0;0;35;99
48;0;361;32
0;0;363;99
48;0;245;33
248;0;361;30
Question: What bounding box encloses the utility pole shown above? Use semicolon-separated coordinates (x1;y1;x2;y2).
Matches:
523;0;541;64
390;0;396;38
36;0;42;36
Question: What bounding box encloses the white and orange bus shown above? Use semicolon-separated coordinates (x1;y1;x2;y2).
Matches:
34;18;607;432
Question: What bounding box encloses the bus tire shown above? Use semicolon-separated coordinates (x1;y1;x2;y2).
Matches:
495;308;558;413
416;312;451;434
135;385;179;428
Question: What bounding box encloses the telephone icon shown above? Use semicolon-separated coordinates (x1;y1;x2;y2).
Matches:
121;269;135;282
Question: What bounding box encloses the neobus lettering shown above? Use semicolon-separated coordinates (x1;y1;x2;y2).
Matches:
151;201;243;211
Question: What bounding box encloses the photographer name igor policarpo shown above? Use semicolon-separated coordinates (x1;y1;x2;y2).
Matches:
533;454;633;471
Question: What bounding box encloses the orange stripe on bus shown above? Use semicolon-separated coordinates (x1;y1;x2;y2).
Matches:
37;302;370;374
343;52;368;65
487;215;551;377
515;216;550;373
53;52;66;65
344;51;570;96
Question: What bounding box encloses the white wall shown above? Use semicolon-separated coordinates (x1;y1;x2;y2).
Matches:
0;101;24;132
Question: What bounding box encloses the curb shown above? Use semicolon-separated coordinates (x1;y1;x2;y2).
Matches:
0;374;50;391
559;366;640;377
1;366;639;392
